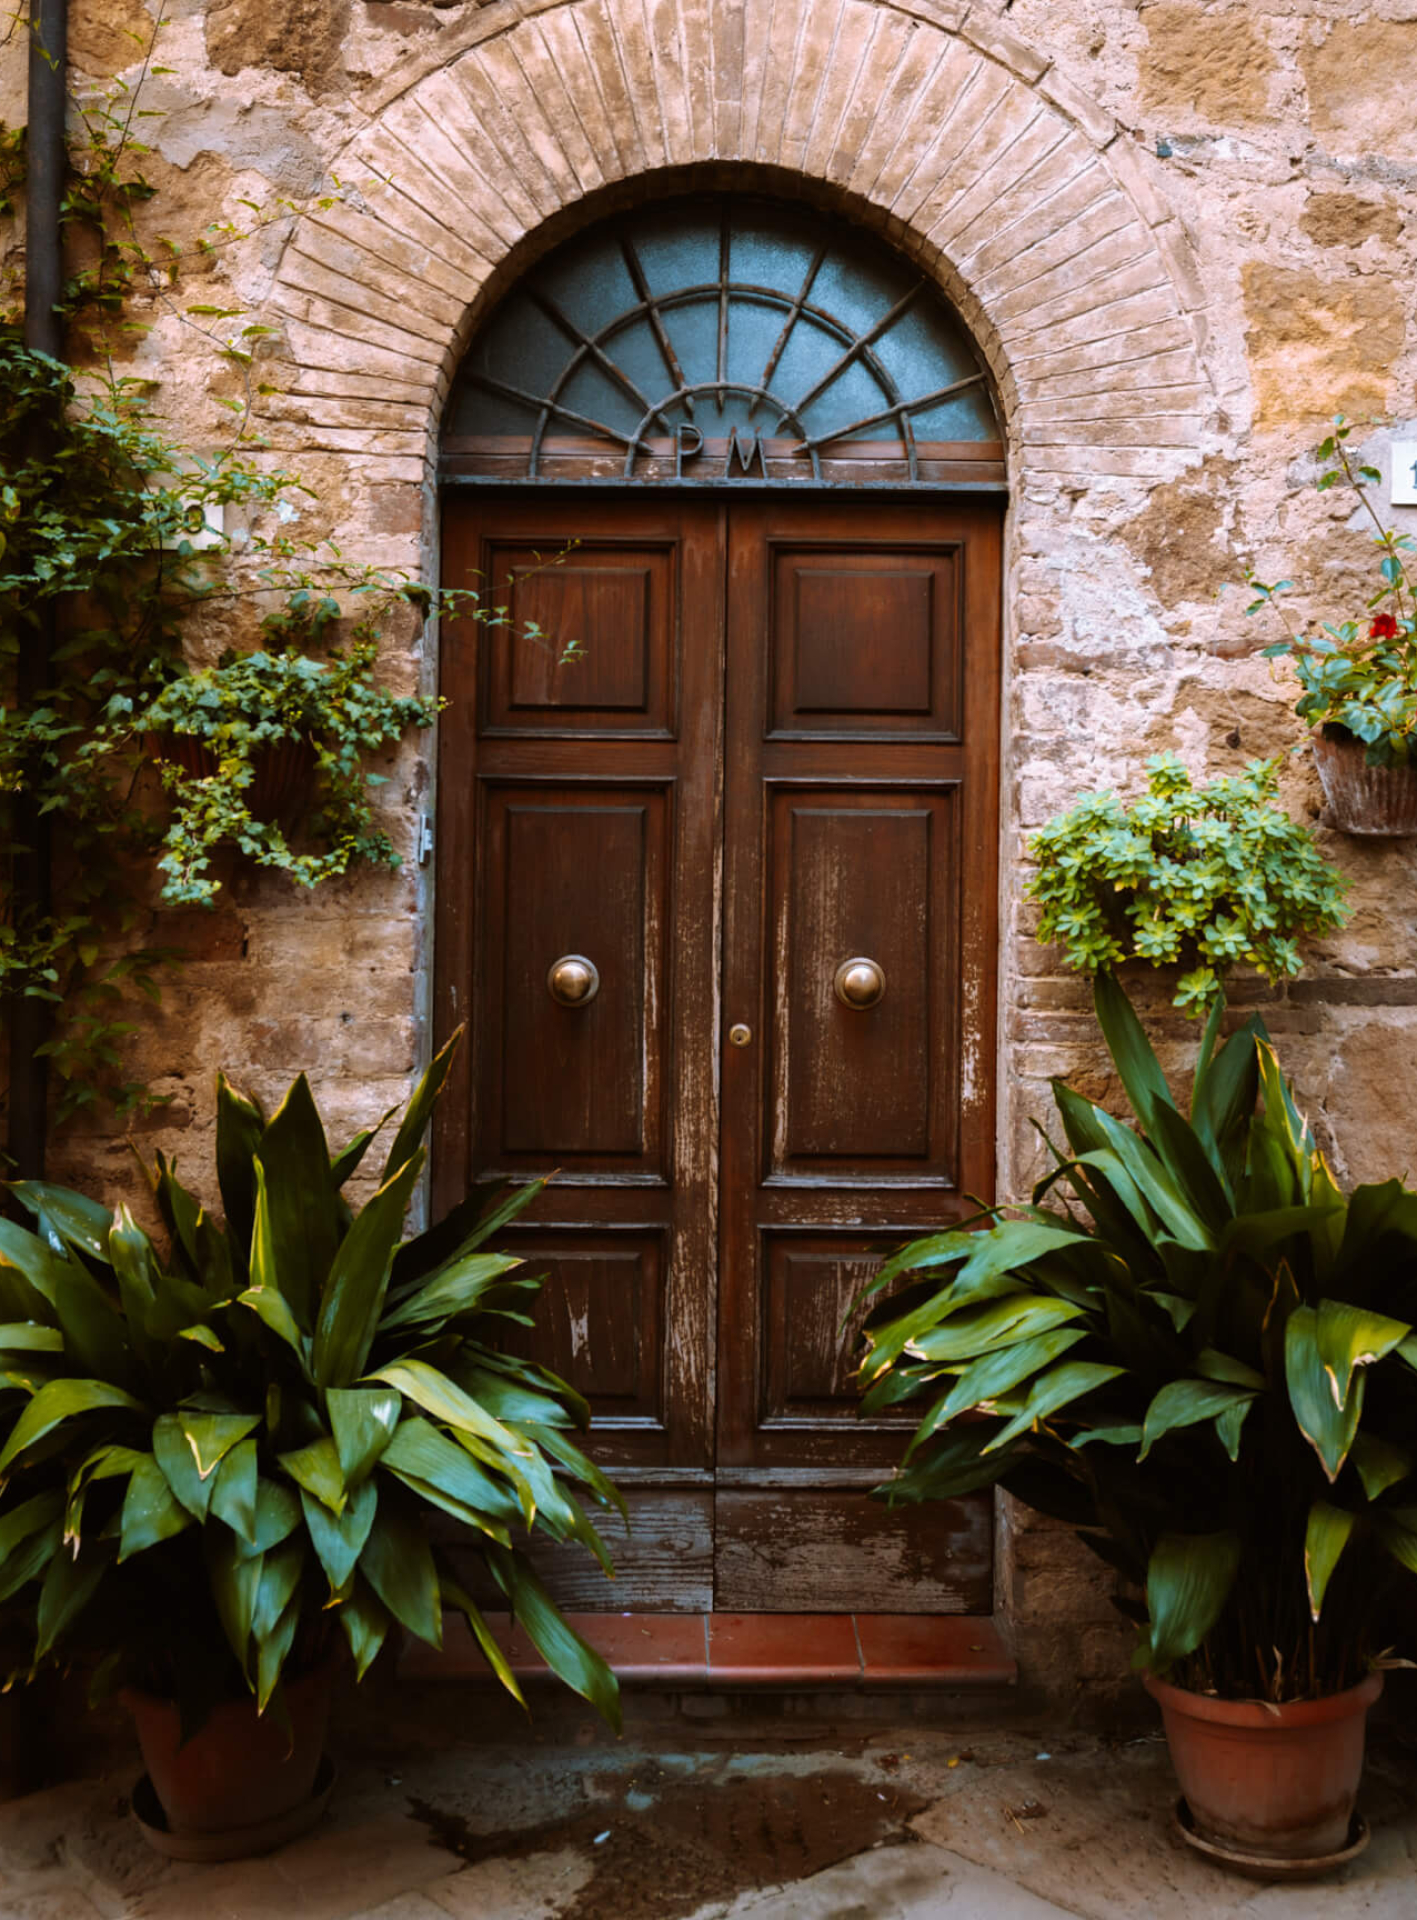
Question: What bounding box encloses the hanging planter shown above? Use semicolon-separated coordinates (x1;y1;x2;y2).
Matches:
152;730;318;826
1311;725;1417;836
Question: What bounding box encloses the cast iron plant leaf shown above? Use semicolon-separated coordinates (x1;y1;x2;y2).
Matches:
858;975;1417;1703
0;1028;622;1734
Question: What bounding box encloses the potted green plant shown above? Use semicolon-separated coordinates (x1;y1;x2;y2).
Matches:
856;974;1417;1874
1026;753;1349;1013
0;1030;621;1858
1247;420;1417;834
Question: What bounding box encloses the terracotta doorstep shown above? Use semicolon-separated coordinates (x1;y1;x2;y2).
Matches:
403;1612;1016;1688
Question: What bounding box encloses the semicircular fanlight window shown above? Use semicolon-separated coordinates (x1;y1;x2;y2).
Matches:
443;194;1000;482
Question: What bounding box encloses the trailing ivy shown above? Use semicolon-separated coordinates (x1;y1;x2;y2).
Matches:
0;25;545;1122
1027;754;1350;1013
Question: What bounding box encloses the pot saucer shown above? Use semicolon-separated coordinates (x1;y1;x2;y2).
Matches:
1174;1797;1370;1882
131;1753;336;1862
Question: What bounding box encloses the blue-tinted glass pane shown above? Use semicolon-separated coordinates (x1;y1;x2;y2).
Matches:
445;192;997;463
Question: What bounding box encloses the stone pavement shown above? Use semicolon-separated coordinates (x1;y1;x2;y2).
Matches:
1;1696;1414;1920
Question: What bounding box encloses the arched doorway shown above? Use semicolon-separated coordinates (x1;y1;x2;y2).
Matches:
433;193;1004;1613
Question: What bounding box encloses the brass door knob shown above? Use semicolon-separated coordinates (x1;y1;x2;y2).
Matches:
834;956;886;1010
547;955;600;1006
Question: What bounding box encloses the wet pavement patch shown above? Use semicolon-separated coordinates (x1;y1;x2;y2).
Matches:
409;1763;927;1919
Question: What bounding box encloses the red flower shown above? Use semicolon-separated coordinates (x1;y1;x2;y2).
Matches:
1369;613;1400;640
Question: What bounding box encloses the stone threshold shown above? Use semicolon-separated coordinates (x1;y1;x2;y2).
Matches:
403;1611;1016;1688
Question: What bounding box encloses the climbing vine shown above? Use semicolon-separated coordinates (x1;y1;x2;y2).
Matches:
0;20;563;1123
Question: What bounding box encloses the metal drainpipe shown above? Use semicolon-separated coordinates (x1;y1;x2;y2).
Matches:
5;0;67;1184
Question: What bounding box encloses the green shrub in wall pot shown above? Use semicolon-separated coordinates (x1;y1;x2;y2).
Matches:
1248;418;1417;835
1026;753;1349;1015
0;1031;621;1858
856;974;1417;1875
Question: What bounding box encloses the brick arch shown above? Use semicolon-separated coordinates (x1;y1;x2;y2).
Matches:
264;0;1207;486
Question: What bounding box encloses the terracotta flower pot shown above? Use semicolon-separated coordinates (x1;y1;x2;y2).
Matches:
123;1661;333;1838
1144;1669;1382;1862
151;733;317;824
1312;726;1417;835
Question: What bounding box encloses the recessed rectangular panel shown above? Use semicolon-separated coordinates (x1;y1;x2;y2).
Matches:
478;787;667;1172
770;546;961;737
496;1229;666;1430
767;789;958;1174
483;543;676;734
761;1234;915;1427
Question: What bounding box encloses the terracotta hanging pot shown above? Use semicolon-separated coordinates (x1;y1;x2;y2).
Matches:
123;1661;334;1857
1311;726;1417;835
1144;1669;1381;1871
152;732;318;825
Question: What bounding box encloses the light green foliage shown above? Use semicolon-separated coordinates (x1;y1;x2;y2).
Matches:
0;1033;622;1732
1027;754;1348;1013
857;973;1417;1701
1248;419;1417;765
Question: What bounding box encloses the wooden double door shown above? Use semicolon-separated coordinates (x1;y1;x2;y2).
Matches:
435;493;1002;1613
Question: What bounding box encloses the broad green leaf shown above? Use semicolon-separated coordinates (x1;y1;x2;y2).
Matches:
0;1489;65;1559
379;1415;519;1534
1140;1381;1258;1461
1305;1500;1356;1619
107;1207;162;1375
0;1379;147;1474
301;1479;377;1593
1286;1305;1365;1481
440;1574;526;1708
367;1359;529;1458
1148;1293;1197;1334
915;1328;1088;1446
312;1149;425;1390
885;1427;1025;1503
0;1215;129;1384
1143;1530;1242;1672
1213;1400;1253;1462
119;1455;192;1560
1072;1425;1143;1448
359;1500;442;1647
178;1325;224;1353
277;1435;346;1515
380;1252;523;1333
0;1518;62;1605
379;1028;462;1184
0;1218;67;1322
327;1387;401;1488
179;1410;260;1480
486;1543;620;1732
330;1104;397;1190
36;1545;110;1657
252;1537;303;1640
253;1075;340;1329
236;1478;303;1560
238;1287;309;1370
388;1176;546;1294
153;1411;217;1520
1351;1432;1411;1502
210;1438;259;1544
982;1360;1124;1454
1196;1348;1265;1389
1092;969;1176;1135
1338;1179;1417;1279
909;1296;1085;1366
1088;1110;1214;1251
215;1071;265;1262
11;1182;112;1261
1377;1510;1417;1576
1315;1300;1411;1410
0;1324;63;1353
256;1591;301;1713
205;1525;262;1673
338;1578;391;1680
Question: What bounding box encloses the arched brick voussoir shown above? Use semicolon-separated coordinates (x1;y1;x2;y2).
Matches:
263;0;1207;482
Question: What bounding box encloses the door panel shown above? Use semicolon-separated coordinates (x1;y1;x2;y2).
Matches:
716;498;1001;1587
477;786;668;1169
436;498;722;1480
768;788;957;1175
439;490;1002;1609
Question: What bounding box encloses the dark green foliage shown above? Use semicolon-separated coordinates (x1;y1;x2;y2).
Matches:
1026;754;1348;1014
858;975;1417;1701
0;1032;623;1732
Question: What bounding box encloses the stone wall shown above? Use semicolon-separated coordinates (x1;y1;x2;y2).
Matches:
3;0;1416;1709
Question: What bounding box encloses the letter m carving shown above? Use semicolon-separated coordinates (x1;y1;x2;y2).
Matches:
724;428;769;477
